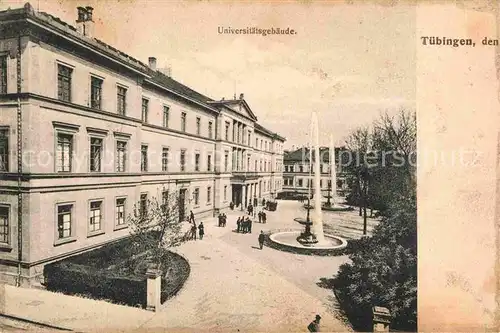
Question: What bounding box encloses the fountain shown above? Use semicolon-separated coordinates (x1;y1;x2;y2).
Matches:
268;112;347;255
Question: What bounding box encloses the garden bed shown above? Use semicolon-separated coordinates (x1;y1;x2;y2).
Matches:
44;235;190;308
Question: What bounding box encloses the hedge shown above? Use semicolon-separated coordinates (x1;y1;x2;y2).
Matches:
43;234;190;308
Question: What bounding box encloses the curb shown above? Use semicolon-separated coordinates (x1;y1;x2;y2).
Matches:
0;313;74;331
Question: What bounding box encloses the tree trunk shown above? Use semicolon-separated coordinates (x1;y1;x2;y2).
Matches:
363;180;368;235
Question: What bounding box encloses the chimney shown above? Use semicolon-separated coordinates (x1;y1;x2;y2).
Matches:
148;57;157;70
75;6;94;38
239;93;244;100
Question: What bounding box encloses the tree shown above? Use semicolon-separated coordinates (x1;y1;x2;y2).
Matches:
344;127;371;234
334;108;417;330
127;187;185;269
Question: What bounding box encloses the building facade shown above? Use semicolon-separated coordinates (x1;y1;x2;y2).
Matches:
282;147;349;197
0;4;285;286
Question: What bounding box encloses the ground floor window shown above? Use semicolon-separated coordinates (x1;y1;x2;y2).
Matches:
0;205;9;244
116;198;126;226
57;204;73;239
89;200;103;232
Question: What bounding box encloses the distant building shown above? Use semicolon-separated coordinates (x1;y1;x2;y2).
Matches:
282;146;349;197
0;3;285;286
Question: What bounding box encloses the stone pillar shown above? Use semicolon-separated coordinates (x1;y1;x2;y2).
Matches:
146;266;162;312
372;306;391;332
242;184;247;210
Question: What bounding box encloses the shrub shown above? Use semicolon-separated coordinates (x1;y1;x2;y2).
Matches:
44;234;190;308
333;195;416;331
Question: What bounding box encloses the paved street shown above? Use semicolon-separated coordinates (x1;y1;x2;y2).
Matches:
3;200;375;332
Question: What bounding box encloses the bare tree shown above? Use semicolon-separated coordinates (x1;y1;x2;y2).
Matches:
127;186;185;268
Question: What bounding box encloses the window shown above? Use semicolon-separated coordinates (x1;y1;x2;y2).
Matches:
161;190;169;212
162;148;169;171
196;117;201;135
89;200;102;232
141;145;148;171
224;186;227;201
207;154;212;171
141;98;149;123
57;204;73;239
0;205;9;244
0;56;6;94
299;165;304;173
90;76;103;109
57;64;72;102
140;193;148;217
194;188;199;206
163;106;170;128
225;122;230;141
247;132;251;146
255;138;258;147
298;179;303;187
207;186;211;204
181;112;187;132
116;140;127;172
254;160;257;171
117;86;127;115
208;121;213;139
56;133;73;172
0;128;8;172
247;156;250;171
90;137;103;172
195;153;200;171
224;152;228;172
180;149;186;171
116;198;126;226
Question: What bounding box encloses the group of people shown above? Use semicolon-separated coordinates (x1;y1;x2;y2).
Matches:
228;197;268;211
217;213;228;227
188;210;204;240
236;216;253;233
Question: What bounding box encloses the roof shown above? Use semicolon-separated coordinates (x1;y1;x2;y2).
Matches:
284;147;346;163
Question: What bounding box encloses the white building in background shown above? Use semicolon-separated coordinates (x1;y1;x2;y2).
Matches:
0;3;285;286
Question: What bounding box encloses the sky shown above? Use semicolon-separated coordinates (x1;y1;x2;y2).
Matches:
2;0;416;149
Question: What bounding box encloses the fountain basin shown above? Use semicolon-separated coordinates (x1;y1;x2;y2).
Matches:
303;203;353;212
268;230;347;256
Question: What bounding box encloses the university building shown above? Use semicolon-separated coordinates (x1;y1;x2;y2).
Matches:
0;3;285;286
282;147;349;197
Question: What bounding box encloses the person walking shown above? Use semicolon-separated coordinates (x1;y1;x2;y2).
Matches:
247;216;253;233
189;210;195;223
236;217;241;233
262;198;266;207
198;222;205;240
258;231;265;250
262;211;267;224
307;315;321;332
191;222;197;240
258;211;262;223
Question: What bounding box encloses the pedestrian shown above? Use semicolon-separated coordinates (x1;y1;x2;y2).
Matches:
191;222;197;240
224;214;227;227
253;197;258;207
243;218;249;233
198;222;204;240
218;214;223;227
262;211;267;224
307;315;321;332
262;198;266;207
258;231;265;250
190;210;195;223
258;211;262;223
230;201;234;210
247;217;252;233
236;217;241;233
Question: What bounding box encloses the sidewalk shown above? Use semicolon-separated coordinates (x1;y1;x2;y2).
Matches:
1;204;353;332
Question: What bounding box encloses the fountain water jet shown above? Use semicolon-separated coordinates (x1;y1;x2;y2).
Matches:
267;112;347;255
